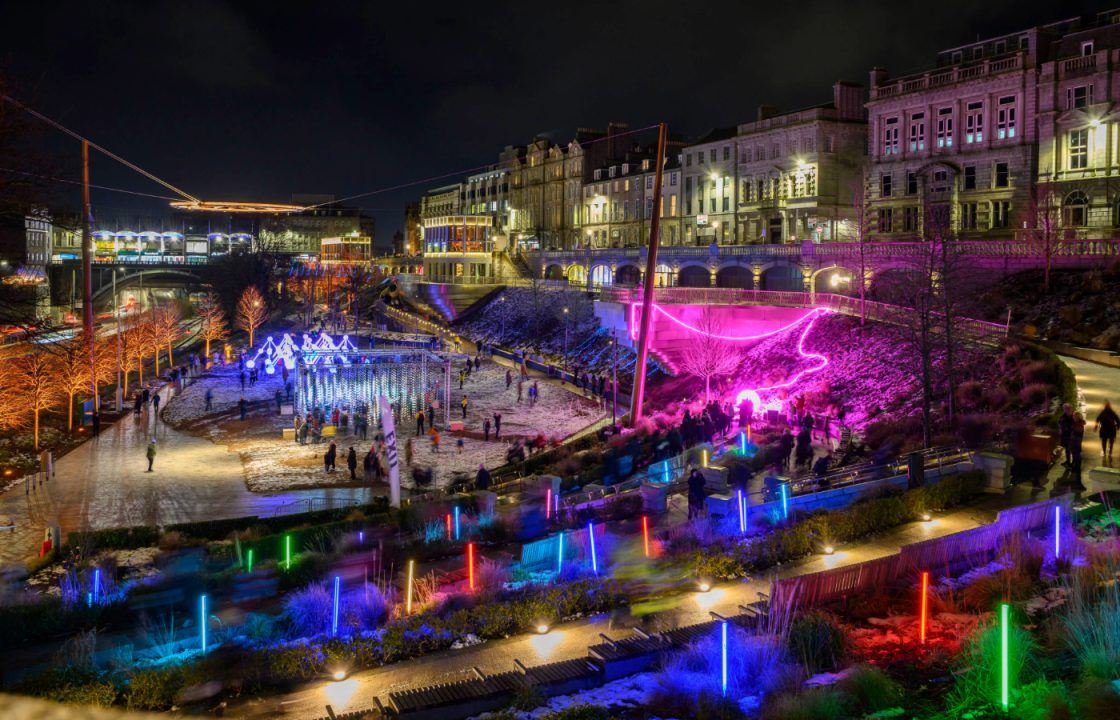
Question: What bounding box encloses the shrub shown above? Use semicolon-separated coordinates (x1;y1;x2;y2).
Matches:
283;583;332;638
126;668;185;710
67;526;160;551
787;611;846;675
958;414;997;449
836;665;901;714
1062;575;1120;680
345;583;391;632
44;681;119;707
947;613;1038;713
1019;383;1051;408
1073;677;1120;720
762;688;848;720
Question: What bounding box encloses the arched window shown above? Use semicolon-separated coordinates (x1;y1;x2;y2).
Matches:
654;263;673;288
566;264;587;285
1063;191;1089;227
590;265;613;287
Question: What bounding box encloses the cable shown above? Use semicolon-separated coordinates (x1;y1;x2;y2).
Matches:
309;123;662;209
0;92;199;203
0;167;181;201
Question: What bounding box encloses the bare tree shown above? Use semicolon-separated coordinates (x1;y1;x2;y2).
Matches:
1021;182;1067;293
11;349;62;448
56;333;95;431
236;286;267;348
677;306;743;403
850;178;871;326
151;304;182;371
197;291;228;357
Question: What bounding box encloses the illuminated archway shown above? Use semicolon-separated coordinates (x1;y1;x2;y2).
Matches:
590;265;614;287
566;264;587;285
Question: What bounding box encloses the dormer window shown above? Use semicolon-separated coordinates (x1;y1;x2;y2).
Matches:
1082;41;1095;56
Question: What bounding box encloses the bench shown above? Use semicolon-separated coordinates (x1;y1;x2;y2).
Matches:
282;428;296;441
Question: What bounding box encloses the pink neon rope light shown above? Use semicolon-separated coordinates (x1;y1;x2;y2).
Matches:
628;302;821;342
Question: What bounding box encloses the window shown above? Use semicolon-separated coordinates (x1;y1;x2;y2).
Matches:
1067;85;1093;109
722;146;730;161
963;165;976;190
965;102;984;144
991;200;1011;229
952;51;963;63
686;154;692;167
906;171;918;195
709;149;716;162
790;139;798;155
755;146;764;161
722;195;730;212
646;176;653;189
973;47;983;60
881;173;893;197
994;40;1006;54
697;151;704;164
1019;36;1029;50
877;208;893;233
903;206;919;232
593;169;602;180
825;135;835;153
936;107;954;148
770;143;779;159
1063;191;1089;226
804;136;815;152
960;202;979;230
932;170;950;193
670;194;677;215
996;96;1017;139
883;117;900;155
1069;129;1089;169
670;173;678;186
994;162;1009;188
1082;41;1094;56
909;112;926;151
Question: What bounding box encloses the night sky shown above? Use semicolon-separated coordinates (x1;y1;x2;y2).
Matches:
0;0;1107;246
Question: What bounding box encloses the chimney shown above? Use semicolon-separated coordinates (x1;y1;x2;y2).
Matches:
757;104;778;121
869;67;889;88
832;81;865;120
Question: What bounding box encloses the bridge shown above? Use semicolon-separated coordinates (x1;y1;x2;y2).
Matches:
524;238;1120;292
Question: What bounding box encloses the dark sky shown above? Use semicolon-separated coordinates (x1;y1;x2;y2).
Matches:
0;0;1108;247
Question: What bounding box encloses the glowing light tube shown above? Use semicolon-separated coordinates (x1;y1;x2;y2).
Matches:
720;621;728;696
331;576;341;637
642;516;650;558
200;594;208;653
467;542;475;590
588;523;598;574
1000;603;1010;711
919;571;929;644
406;560;415;614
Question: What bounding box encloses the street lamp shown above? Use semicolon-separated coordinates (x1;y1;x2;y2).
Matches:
562;306;569;355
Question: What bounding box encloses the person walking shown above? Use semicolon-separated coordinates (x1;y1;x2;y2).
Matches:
505;368;512;390
1095;400;1119;461
325;441;337;473
429;426;440;453
145;439;156;472
152;392;160;415
239;371;246;391
483;417;491;441
346;446;357;481
516;379;524;403
204;388;213;412
474;355;481;371
461;395;469;420
92;410;101;437
459;369;465;390
275;390;283;415
493;412;502;439
415;409;426;436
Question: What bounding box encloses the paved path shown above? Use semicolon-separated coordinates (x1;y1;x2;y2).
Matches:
1062;355;1120;478
0;383;374;564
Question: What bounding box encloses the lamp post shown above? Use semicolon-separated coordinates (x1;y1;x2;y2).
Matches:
610;330;617;427
562;306;569;355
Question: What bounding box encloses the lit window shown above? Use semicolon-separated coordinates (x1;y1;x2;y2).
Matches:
996;96;1016;139
883;117;900;155
936;107;953;148
1069;129;1089;169
965;102;983;144
909;112;926;151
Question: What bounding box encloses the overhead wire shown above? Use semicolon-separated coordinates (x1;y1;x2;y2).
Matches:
0;91;200;203
0;167;181;201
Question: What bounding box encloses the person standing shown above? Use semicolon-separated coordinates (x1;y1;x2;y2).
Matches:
204;388;213;412
1071;412;1086;488
459;369;465;389
493;412;502;439
687;465;706;519
325;441;337;473
92;410;101;437
461;396;469;420
145;439;156;472
152;392;161;415
416;409;426;436
429;426;440;453
239;371;246;391
483;417;491;442
1095;400;1119;460
1059;403;1075;467
505;368;512;390
346;446;358;481
475;463;491;490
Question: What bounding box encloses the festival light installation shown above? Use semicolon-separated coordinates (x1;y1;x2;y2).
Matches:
546;488;552;520
200;594;209;653
246;548;254;573
720;621;729;696
642;516;650;558
1054;506;1061;559
445;513;452;541
331;576;341;637
406;560;415;614
732;308;832;415
779;483;790;520
284;535;292;569
467;543;475;590
1000;603;1010;711
556;531;565;574
588;522;598;575
737;490;747;534
454;506;461;541
919;571;929;644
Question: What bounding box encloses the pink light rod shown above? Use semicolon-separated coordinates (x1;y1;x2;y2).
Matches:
734;308;830;406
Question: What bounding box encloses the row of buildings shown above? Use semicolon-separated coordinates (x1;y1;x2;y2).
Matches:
409;9;1120;280
15;194;376;268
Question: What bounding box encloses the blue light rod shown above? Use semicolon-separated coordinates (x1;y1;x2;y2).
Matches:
454;506;461;541
721;621;728;696
588;523;598;575
332;576;341;637
780;483;789;520
200;594;208;653
557;531;564;574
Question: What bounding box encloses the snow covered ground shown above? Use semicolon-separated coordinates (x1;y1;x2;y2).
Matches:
162;358;606;492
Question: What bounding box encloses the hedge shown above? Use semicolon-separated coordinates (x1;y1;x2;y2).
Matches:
689;470;987;580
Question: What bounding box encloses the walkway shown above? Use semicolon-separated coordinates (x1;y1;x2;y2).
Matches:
230;492;1026;719
1062;355;1120;478
0;382;374;564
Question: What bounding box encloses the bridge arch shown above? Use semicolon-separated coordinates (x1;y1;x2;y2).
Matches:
760;264;803;291
715;264;754;289
544;263;565;280
90;267;206;306
810;264;859;295
677;264;712;288
566;264;587;285
589;264;614;287
615;264;641;286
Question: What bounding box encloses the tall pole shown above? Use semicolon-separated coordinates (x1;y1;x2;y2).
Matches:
611;330;617;427
628;122;667;426
82;141;98;411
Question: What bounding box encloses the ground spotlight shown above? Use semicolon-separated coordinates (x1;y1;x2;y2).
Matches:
536;623;550;634
823;545;835;555
332;669;347;681
921;512;932;522
698;581;711;592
